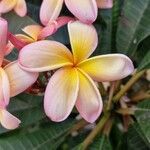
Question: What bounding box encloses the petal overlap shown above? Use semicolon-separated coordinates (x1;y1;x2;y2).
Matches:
4;61;39;97
22;25;43;41
44;67;79;122
76;69;102;123
40;0;63;26
15;34;35;44
0;68;10;107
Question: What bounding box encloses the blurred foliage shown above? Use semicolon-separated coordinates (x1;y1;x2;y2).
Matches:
0;0;150;149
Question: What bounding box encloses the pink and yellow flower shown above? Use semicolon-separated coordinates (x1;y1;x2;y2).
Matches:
0;0;27;17
19;21;134;123
0;18;38;129
7;16;75;53
12;25;44;45
40;0;113;26
15;16;74;43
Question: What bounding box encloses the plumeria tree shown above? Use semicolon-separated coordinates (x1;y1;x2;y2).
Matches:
0;0;149;149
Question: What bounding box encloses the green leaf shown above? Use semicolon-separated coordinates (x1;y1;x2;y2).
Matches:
89;135;112;150
116;0;150;55
26;0;41;5
0;94;44;134
52;26;70;45
135;99;150;122
0;119;74;150
134;36;150;66
109;120;125;150
111;0;124;51
3;12;37;34
72;144;84;150
134;99;150;142
95;9;112;55
137;51;150;71
137;121;150;144
9;94;44;127
27;3;40;23
126;123;150;150
63;131;87;149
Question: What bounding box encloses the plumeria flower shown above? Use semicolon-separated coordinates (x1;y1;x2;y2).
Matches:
19;21;134;123
15;16;74;43
40;0;113;26
7;16;75;53
0;0;27;17
6;25;43;53
0;18;38;129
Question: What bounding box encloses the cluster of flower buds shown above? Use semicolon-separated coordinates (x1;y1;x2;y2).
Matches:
0;0;134;129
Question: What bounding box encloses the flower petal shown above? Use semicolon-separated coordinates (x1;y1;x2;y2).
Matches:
68;21;98;64
78;54;134;82
76;69;102;123
8;32;27;50
5;34;34;57
56;16;76;28
14;0;27;17
44;67;79;122
22;25;43;41
1;59;11;68
38;22;57;40
0;18;8;65
0;68;10;107
4;41;15;56
65;0;97;24
19;40;73;72
4;61;39;97
97;0;113;9
15;34;35;44
0;0;16;14
0;109;21;129
38;16;75;39
40;0;63;26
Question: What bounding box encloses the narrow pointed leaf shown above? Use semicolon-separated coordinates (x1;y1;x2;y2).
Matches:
137;51;150;71
116;0;150;55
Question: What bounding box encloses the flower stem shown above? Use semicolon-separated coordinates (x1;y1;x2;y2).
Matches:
131;90;150;102
70;119;88;133
82;112;110;150
81;70;146;149
102;117;114;136
106;82;115;111
113;70;145;103
98;82;107;96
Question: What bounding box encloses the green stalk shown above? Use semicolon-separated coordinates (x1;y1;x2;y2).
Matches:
113;70;145;103
82;112;110;149
106;82;115;111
